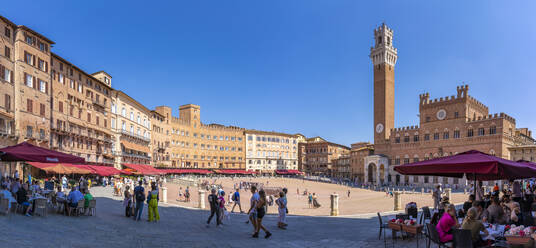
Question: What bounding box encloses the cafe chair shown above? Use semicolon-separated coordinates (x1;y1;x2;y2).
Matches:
425;223;451;248
11;202;20;214
377;212;388;240
421;206;432;224
70;200;84;216
452;229;472;248
34;198;47;217
87;200;96;216
0;198;10;215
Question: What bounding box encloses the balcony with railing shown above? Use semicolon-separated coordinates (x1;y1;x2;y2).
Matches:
122;152;151;160
121;130;150;142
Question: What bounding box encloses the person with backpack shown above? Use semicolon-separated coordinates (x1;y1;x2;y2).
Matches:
231;188;243;213
133;181;145;221
206;188;221;227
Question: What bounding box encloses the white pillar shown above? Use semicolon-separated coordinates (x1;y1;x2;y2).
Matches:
445;188;452;201
330;194;339;216
198;190;206;209
162;187;167;203
394;191;402;211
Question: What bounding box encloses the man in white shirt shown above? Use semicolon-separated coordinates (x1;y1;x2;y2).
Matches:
247;185;260;232
62;175;68;191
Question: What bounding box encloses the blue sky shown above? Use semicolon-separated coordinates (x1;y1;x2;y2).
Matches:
4;1;535;146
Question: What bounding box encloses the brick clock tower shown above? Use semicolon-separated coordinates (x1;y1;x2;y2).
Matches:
370;23;397;145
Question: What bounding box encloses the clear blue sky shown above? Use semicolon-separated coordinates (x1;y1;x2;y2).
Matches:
4;1;535;146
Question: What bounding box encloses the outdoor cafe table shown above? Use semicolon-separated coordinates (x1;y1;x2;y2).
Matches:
387;222;423;248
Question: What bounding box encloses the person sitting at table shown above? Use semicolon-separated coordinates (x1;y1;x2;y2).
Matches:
461;207;488;247
462;194;475;215
436;204;460;243
65;187;84;216
508;201;523;226
512;180;522;203
84;189;93;215
10;179;21;194
0;184;17;210
472;201;485;220
482;197;506;224
16;183;32;216
31;181;41;193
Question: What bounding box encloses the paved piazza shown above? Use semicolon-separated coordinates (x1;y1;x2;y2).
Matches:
0;181;465;247
166;177;468;216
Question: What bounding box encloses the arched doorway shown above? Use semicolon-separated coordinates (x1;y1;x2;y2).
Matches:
379;164;385;185
367;163;377;183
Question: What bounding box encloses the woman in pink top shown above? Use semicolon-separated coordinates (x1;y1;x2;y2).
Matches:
436;204;459;243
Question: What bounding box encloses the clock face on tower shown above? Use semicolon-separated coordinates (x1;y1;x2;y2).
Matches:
376;123;384;133
437;109;447;120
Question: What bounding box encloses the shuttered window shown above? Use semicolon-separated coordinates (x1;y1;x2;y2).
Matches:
40;104;45;116
4;94;10;111
27;99;33;113
4;46;10;59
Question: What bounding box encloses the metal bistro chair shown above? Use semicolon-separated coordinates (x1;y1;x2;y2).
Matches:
34;198;48;217
420;206;432;224
0;198;10;215
70;199;85;216
76;199;85;216
426;223;451;248
87;199;96;216
377;212;389;240
33;198;47;216
452;229;473;248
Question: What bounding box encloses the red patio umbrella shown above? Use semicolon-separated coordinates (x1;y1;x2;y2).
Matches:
394;150;536;181
0;142;85;163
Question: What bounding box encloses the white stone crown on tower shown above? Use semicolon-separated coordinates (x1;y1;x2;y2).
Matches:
370;23;398;66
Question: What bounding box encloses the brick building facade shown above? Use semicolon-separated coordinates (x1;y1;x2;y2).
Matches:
302;137;350;176
362;24;535;186
156;105;246;169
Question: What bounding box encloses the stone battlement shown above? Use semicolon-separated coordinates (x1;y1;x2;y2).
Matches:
391;125;420;133
466;112;516;124
419;85;489;112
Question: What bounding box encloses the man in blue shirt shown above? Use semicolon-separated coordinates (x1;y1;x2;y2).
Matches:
133;181;145;221
231;188;243;213
66;187;84;216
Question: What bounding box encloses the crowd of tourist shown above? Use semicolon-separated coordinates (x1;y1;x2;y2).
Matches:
431;179;536;247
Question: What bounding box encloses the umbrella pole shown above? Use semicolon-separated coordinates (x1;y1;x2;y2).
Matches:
473;173;477;197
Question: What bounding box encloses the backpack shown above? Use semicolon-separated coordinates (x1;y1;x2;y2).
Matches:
232;192;238;201
135;188;145;202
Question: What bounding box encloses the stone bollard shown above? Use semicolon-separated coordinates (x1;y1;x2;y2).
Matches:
445;188;452;201
421;188;424;194
394;192;402;211
464;188;467;194
198;190;206;209
330;194;339;216
162;187;168;203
